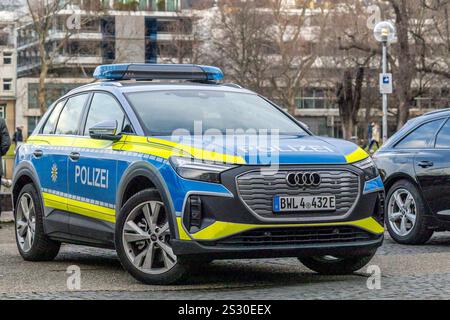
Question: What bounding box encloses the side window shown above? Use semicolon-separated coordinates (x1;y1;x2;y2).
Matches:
84;92;132;135
436;119;450;148
55;94;88;135
396;119;445;149
42;100;65;135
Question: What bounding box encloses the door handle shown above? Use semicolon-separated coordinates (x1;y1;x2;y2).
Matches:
418;161;434;168
33;150;43;158
69;152;80;161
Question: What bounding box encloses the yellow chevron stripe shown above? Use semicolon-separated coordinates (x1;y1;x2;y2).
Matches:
43;192;116;223
188;217;384;241
26;134;246;165
148;137;247;164
27;135;74;147
43;196;68;212
176;218;191;241
345;147;369;164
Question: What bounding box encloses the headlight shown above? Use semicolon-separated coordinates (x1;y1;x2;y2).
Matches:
353;157;379;181
169;156;237;183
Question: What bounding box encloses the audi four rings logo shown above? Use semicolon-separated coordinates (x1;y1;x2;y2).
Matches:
286;172;321;187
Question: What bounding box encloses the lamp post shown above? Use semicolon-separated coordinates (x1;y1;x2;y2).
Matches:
374;21;396;143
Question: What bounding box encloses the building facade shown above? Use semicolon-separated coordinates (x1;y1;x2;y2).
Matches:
13;0;450;140
15;0;197;137
0;10;17;178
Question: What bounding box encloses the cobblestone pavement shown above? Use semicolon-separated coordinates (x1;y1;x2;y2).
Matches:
1;221;450;300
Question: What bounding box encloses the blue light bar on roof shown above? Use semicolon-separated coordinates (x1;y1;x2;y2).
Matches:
93;64;224;82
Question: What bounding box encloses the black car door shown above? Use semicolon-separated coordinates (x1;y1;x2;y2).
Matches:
413;118;450;215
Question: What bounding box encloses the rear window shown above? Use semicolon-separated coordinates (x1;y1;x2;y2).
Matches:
395;119;445;149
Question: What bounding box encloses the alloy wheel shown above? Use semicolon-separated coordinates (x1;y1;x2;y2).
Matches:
388;188;417;237
122;200;176;275
16;193;36;253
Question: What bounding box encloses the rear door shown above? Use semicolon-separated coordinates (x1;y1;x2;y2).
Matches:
31;94;89;233
415;118;450;215
407;118;448;214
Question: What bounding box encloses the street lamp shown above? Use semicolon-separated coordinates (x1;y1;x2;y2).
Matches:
374;21;396;143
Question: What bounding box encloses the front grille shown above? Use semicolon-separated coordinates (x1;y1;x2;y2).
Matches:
236;169;360;219
208;226;376;247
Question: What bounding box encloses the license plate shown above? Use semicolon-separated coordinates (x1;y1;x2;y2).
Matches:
273;196;336;213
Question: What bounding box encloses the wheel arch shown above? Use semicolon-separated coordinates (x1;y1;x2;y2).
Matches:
12;162;43;210
116;161;179;239
384;173;421;194
384;173;435;218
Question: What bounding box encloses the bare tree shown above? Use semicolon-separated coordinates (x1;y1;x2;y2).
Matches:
208;0;272;93
334;0;449;130
23;0;103;114
267;0;329;115
313;1;378;140
335;67;365;140
158;15;202;64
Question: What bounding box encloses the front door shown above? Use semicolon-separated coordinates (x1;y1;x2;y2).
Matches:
66;92;132;239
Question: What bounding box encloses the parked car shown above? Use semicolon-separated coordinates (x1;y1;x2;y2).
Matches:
13;64;385;284
374;109;450;244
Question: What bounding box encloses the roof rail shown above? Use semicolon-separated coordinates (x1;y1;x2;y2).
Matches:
424;108;450;116
222;83;243;89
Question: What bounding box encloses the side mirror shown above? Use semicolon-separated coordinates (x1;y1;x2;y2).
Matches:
89;120;122;141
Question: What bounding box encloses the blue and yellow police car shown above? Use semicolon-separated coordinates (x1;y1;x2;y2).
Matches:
13;64;385;284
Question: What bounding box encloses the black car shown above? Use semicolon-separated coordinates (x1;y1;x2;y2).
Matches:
374;109;450;245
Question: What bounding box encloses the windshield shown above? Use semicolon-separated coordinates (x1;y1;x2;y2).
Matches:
126;90;308;136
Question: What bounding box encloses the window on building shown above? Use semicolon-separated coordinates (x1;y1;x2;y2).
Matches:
55;94;89;135
150;0;179;11
396;119;445;149
0;32;8;46
0;104;6;120
67;40;100;56
3;52;12;64
84;92;131;135
28;83;80;109
296;89;332;109
3;78;12;91
27;116;41;137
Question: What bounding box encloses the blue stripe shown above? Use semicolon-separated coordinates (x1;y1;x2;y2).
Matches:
363;176;384;194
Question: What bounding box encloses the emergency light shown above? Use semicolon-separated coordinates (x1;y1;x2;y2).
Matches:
93;63;224;82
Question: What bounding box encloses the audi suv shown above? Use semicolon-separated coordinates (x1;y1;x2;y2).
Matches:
13;64;385;284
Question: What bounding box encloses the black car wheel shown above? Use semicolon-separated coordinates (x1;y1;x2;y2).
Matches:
298;251;376;275
115;189;191;285
385;180;433;245
14;183;61;261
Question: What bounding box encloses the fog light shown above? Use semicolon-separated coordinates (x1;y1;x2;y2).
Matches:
189;196;202;229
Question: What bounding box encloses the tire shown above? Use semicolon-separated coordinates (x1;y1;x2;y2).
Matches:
299;252;376;275
385;180;433;245
115;189;190;285
14;183;60;261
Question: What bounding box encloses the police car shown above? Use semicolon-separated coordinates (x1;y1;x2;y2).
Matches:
13;64;385;284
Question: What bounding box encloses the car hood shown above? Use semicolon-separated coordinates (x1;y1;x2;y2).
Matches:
148;135;368;165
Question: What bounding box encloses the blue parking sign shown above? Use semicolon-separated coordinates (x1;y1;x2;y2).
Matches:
380;73;393;94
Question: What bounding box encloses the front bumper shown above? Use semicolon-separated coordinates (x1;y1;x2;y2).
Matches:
172;234;384;260
174;165;385;259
